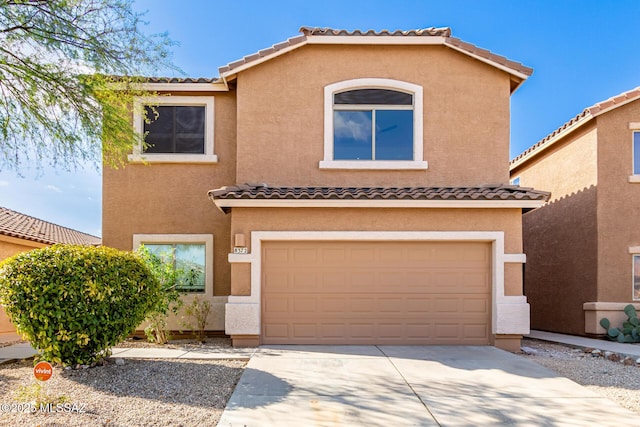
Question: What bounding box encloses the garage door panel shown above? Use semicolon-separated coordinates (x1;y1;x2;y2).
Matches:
262;241;490;345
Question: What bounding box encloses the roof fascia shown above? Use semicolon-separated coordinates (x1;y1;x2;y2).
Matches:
136;82;228;92
221;35;529;86
213;199;546;210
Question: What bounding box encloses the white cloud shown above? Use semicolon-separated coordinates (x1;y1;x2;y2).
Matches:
45;185;63;193
0;180;9;187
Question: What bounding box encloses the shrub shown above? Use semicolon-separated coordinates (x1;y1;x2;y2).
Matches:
0;244;161;366
136;245;203;344
181;296;211;343
600;304;640;343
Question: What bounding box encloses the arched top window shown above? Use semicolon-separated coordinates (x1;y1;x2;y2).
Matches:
320;78;427;170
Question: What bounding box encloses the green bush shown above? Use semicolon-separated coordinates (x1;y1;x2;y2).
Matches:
0;244;161;366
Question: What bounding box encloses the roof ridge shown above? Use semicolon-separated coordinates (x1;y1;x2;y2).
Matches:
299;26;452;37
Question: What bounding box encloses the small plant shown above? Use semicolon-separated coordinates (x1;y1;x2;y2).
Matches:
15;382;69;407
600;304;640;343
181;296;211;343
0;245;161;366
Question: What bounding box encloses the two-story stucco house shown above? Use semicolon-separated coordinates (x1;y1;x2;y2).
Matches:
103;27;549;350
510;87;640;337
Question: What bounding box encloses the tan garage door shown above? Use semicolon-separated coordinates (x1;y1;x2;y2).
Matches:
261;241;491;345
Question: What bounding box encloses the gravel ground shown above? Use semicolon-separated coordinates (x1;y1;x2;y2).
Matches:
0;338;246;427
520;338;640;414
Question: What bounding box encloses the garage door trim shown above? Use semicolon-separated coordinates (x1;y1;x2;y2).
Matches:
225;231;528;337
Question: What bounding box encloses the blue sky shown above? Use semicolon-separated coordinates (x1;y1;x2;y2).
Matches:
1;0;640;237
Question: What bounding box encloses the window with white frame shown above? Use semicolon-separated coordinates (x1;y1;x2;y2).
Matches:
634;131;640;176
634;254;640;301
320;78;427;170
133;234;213;294
129;96;217;163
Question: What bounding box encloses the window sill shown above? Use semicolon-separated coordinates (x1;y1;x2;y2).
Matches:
319;160;428;170
128;154;218;164
628;175;640;183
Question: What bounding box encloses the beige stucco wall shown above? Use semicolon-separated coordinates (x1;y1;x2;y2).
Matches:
512;122;599;335
0;236;46;336
596;101;640;302
102;92;237;331
227;207;524;297
235;44;512;187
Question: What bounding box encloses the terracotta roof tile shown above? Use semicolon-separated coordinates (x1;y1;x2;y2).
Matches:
299;27;452;37
0;207;101;246
511;86;640;167
209;184;550;202
144;77;218;84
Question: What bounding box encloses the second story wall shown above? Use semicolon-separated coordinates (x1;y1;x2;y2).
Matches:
234;44;513;187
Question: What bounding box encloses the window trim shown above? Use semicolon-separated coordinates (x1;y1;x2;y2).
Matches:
133;234;214;295
320;78;427;170
129;96;217;164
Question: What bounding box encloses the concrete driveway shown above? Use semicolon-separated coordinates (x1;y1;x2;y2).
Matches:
218;345;640;426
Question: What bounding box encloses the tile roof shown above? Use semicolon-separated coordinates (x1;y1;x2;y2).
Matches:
209;184;550;202
143;77;219;84
0;207;101;246
218;27;533;83
511;86;640;167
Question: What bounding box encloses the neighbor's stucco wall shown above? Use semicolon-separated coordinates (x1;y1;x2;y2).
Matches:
0;236;46;335
235;44;512;187
512;123;599;335
596;101;640;302
227;207;524;297
102;91;237;301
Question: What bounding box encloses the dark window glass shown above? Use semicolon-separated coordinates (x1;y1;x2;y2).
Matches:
334;89;412;105
375;110;413;160
144;106;205;154
333;111;373;160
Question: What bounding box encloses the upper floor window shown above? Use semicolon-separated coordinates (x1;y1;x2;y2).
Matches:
129;96;217;164
320;78;427;170
634;131;640;175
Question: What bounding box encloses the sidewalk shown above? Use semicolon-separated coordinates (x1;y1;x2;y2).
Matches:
2;331;639;364
0;342;254;364
527;330;640;359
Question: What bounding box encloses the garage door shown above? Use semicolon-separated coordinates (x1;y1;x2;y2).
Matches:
261;241;491;345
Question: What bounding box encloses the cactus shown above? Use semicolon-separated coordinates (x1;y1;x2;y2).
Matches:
600;304;640;343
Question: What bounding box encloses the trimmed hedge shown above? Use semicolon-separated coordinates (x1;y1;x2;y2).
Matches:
0;244;161;366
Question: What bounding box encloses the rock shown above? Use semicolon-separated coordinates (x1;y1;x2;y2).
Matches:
591;349;602;356
604;351;613;358
623;357;635;366
584;347;595;353
608;353;621;362
636;358;640;365
115;358;125;366
520;346;538;355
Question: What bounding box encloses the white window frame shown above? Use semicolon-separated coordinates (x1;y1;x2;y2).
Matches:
129;96;217;164
320;78;427;170
510;176;520;186
133;234;214;295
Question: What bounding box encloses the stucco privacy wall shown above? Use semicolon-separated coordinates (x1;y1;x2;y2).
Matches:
0;236;46;336
514;124;599;335
596;101;640;302
235;44;512;186
224;207;528;342
102;91;237;330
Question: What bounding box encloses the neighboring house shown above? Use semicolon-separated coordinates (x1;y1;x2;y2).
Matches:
510;87;640;336
103;27;549;350
0;207;101;340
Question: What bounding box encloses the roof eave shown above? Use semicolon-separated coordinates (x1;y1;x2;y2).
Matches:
211;199;547;210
